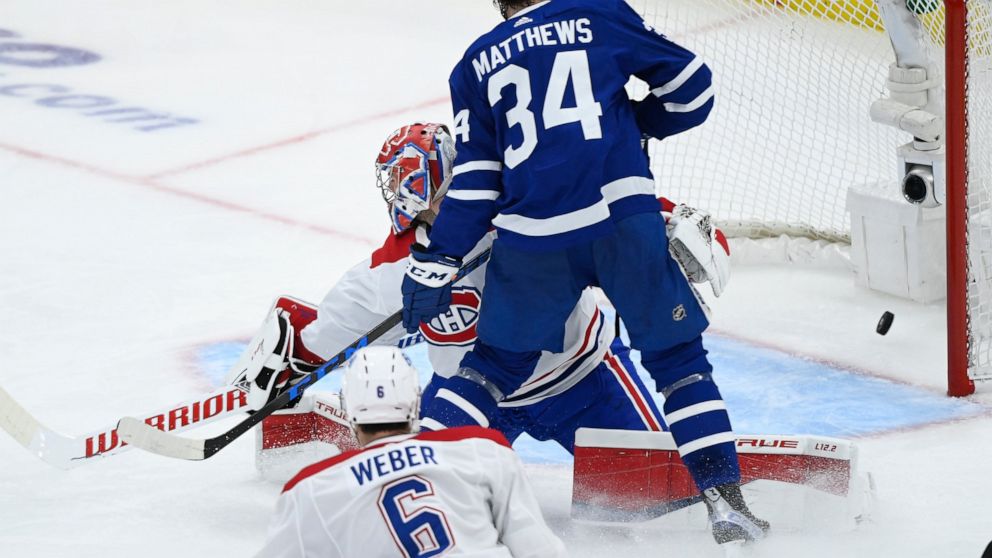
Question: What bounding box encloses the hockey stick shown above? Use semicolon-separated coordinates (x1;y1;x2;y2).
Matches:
117;247;492;462
0;384;250;470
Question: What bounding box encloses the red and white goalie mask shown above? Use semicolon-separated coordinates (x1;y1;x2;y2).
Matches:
375;122;456;234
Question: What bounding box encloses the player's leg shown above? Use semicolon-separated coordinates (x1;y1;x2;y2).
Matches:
421;241;587;430
419;373;525;443
598;337;666;434
420;340;541;430
594;212;768;542
595;213;731;486
517;337;663;452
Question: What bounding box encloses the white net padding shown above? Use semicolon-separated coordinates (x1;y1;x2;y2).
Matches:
629;0;992;380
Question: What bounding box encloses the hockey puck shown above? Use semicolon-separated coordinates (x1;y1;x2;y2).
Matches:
876;311;894;335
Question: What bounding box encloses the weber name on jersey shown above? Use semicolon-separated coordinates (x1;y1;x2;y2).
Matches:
257;427;566;558
300;226;611;407
429;0;714;257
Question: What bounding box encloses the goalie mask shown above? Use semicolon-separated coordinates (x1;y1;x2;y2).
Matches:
375;122;456;234
340;346;421;426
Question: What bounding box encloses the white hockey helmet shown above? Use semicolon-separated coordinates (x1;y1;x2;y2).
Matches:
340;346;421;426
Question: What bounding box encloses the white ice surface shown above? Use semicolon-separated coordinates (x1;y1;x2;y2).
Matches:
1;2;990;557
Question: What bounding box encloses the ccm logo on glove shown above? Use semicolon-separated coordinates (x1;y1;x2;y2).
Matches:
406;262;455;287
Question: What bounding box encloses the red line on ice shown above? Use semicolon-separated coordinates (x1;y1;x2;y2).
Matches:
144;95;451;180
0;95;457;244
0;141;376;245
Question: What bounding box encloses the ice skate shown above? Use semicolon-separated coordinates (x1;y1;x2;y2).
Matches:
703;483;770;544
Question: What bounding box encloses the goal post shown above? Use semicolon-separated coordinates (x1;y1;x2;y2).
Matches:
945;0;973;396
631;0;991;396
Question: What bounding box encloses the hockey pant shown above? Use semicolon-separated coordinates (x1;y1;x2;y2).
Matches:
420;339;664;452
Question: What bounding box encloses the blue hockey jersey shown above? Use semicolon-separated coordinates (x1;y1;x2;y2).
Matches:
428;0;714;257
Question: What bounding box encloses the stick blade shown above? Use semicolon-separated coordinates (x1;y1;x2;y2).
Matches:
0;386;83;470
117;417;207;461
0;386;42;448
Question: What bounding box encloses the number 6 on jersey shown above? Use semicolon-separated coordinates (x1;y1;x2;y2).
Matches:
378;476;455;558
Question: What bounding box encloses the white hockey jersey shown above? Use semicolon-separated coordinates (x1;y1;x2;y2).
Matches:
300;225;612;406
256;426;567;558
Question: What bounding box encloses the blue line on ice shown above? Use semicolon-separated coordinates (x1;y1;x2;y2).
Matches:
197;334;986;465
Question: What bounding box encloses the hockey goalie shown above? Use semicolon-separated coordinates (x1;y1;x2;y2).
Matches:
224;121;869;541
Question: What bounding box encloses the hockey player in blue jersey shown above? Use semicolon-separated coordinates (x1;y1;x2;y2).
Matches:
400;0;769;545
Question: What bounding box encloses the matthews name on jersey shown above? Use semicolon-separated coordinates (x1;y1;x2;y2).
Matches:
256;426;567;558
429;0;714;258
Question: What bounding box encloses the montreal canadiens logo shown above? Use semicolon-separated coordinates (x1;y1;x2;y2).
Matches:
419;287;482;346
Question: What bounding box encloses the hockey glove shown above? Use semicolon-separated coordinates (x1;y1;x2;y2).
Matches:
666;204;731;297
226;298;323;411
402;244;461;333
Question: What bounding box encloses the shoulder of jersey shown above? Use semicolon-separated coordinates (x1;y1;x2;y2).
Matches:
282;426;512;493
455;0;623;69
526;0;622;21
415;425;511;448
370;228;417;269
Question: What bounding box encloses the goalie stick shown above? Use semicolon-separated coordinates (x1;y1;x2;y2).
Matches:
117;247;493;462
0;384;249;470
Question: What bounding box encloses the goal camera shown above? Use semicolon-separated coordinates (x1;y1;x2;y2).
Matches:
901;164;939;208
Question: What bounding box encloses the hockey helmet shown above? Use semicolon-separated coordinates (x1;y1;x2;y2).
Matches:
340;346;421;426
492;0;530;19
375;122;455;234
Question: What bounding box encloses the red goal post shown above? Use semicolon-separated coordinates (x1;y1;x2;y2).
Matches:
945;0;972;396
631;0;991;396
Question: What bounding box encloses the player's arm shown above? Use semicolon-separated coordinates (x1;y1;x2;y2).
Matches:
300;256;407;360
401;62;502;332
488;443;569;558
609;1;715;140
423;62;503;260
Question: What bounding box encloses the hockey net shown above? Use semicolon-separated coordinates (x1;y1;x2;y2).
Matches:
630;0;992;390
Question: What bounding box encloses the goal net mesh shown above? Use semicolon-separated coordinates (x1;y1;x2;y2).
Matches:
963;2;992;381
629;0;992;380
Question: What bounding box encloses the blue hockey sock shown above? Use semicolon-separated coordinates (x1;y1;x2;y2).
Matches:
661;375;741;491
420;341;539;431
420;375;500;431
641;337;713;389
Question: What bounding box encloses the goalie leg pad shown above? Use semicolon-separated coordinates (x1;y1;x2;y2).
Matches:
572;429;862;525
257;393;358;453
256;393;360;482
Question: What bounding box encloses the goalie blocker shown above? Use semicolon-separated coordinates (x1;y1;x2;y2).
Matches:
573;428;872;529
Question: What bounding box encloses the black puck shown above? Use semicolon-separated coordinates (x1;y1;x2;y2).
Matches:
876;311;894;335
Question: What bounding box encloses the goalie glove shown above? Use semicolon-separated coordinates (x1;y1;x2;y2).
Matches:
666;204;731;297
225;297;324;411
